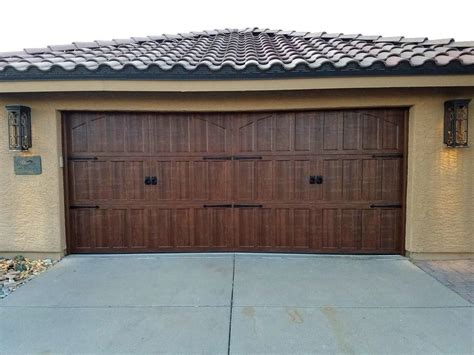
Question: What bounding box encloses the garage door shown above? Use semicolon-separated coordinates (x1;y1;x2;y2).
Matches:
64;109;406;254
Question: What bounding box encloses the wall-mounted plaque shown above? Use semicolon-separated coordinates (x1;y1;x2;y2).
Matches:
14;156;42;175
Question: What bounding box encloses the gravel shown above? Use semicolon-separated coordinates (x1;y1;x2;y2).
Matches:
0;255;56;298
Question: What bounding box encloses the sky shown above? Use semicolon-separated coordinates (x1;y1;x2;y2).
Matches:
0;0;473;52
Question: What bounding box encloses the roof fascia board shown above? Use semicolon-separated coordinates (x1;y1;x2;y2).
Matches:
0;75;473;94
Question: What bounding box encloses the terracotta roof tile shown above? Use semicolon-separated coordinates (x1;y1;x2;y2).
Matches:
0;28;472;80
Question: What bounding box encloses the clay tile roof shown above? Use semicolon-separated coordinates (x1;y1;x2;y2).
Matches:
0;27;472;81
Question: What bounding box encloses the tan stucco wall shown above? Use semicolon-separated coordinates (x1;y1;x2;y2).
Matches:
0;86;472;259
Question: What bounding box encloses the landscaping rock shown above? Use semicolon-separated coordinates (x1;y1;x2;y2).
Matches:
0;256;57;299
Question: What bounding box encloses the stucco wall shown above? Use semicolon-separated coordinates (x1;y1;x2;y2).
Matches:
0;87;472;259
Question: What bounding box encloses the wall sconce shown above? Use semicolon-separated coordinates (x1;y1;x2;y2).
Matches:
6;105;32;151
444;99;470;147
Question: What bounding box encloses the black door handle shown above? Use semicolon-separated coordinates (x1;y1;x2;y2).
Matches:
145;176;158;185
309;176;323;184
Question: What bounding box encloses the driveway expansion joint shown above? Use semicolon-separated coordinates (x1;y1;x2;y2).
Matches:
227;254;236;355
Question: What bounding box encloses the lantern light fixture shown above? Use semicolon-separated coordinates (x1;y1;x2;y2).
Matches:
6;105;32;151
444;99;470;147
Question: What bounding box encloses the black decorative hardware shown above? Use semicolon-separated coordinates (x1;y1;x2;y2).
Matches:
444;99;470;147
233;204;263;208
68;157;98;161
203;204;233;208
6;105;32;151
234;156;263;160
372;153;403;158
309;176;323;184
145;176;158;185
70;205;99;209
370;204;402;208
203;156;232;160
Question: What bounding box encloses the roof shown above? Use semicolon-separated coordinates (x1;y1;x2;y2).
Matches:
0;28;473;81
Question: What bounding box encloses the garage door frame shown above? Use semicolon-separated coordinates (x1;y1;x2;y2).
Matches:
61;108;409;256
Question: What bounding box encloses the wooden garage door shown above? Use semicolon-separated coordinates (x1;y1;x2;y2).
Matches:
64;109;406;254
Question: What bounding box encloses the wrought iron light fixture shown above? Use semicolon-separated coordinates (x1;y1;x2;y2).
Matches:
6;105;32;151
444;99;470;147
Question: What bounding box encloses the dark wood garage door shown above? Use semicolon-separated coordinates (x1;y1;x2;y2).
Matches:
64;109;406;254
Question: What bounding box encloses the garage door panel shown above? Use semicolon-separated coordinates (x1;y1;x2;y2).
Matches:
382;109;404;150
112;161;147;201
381;159;402;201
322;159;343;201
175;161;191;200
235;208;256;247
342;111;360;150
88;114;108;152
126;114;149;153
256;208;274;247
235;113;296;154
89;161;113;200
322;111;341;151
69;161;90;201
234;160;255;200
154;161;174;200
255;115;273;151
152;115;172;153
68;113;151;154
380;209;400;250
69;159;147;203
156;159;231;202
174;208;192;247
275;113;292;151
171;116;190;153
129;209;147;248
235;207;316;249
294;113;312;152
148;209;173;248
361;159;380;201
294;160;318;201
342;159;362;201
361;112;380;150
193;208;234;247
341;209;362;249
322;208;340;249
234;159;278;201
70;209;93;250
361;209;379;250
294;208;312;248
91;209;111;249
274;160;294;200
68;114;88;152
275;208;292;247
207;161;231;200
234;158;317;202
152;114;233;155
205;115;233;153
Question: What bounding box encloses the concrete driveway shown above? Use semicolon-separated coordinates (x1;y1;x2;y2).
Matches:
0;254;472;354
